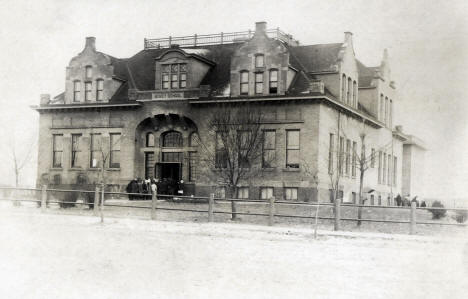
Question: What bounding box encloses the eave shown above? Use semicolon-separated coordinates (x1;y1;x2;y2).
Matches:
31;102;141;113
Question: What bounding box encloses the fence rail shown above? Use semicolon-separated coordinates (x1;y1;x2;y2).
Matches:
144;28;300;49
1;186;467;235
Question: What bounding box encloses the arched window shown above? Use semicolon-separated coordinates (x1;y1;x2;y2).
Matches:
353;80;357;107
347;77;352;104
146;132;155;147
162;131;183;147
341;74;346;101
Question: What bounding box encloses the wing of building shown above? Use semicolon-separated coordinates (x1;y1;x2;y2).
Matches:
33;21;426;204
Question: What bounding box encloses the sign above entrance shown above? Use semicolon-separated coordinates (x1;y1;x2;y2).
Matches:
152;91;185;100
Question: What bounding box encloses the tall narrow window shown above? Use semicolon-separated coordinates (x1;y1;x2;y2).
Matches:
286;130;300;168
371;148;376;168
262;130;276;168
269;69;278;94
90;133;101;168
110;133;121;168
339;136;345;175
179;63;187;88
341;74;346;101
240;71;249;95
255;54;264;68
328;133;334;174
383;153;387;184
380;94;384;122
378;151;382;183
352;141;357;177
215;132;227;169
385;96;389;126
345;139;351;175
96;79;104;101
73;81;81;102
71;134;81;168
347;77;352;105
260;187;273;200
189;152;197;182
353;81;357;107
162;65;170;89
284;188;298;201
238;130;251;168
393;156;397;186
389;99;393;129
146;133;155;147
85;82;92;101
387;154;392;186
145;152;155;179
237;187;249;199
255;73;263;94
85;65;92;78
52;134;63;168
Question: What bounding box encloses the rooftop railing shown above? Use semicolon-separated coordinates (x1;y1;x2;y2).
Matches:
144;28;300;49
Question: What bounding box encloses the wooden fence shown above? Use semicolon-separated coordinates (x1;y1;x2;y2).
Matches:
0;186;466;236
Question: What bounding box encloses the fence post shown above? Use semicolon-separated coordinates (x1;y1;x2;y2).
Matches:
410;201;417;235
151;191;157;220
334;197;341;231
208;193;214;222
41;185;47;212
268;196;275;226
314;201;320;239
100;184;105;223
93;186;99;216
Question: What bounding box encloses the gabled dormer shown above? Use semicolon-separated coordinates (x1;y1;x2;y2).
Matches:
230;22;291;97
64;37;125;104
337;32;359;108
154;47;215;91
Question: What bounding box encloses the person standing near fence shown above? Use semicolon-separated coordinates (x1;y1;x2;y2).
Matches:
151;179;158;196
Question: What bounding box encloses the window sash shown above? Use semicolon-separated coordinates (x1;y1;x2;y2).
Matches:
352;141;357;177
90;134;101;168
52;134;63;168
189;152;197;182
73;81;81;102
286;130;300;168
345;139;351;175
260;187;273;200
71;134;81;168
96;79;104;101
110;133;121;168
269;70;278;94
262;130;276;168
215;132;227;169
237;187;249;199
85;66;92;78
255;73;263;94
284;188;298;201
328;133;334;174
255;55;264;68
85;82;92;101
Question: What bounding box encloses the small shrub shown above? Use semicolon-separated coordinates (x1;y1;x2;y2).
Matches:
455;210;468;223
429;201;447;219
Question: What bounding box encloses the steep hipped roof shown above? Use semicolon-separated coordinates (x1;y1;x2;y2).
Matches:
289;43;343;73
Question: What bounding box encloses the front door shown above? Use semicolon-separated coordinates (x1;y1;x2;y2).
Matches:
159;162;181;181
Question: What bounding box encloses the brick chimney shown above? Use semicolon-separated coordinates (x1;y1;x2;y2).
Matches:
85;36;96;51
255;21;267;35
40;94;50;105
344;31;353;44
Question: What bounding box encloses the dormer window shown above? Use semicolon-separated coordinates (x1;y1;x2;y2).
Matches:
255;73;263;94
240;71;249;95
85;65;92;78
255;54;264;68
269;69;278;94
162;63;187;90
73;81;81;102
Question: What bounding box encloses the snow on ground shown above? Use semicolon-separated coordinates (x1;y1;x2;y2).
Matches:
0;206;467;299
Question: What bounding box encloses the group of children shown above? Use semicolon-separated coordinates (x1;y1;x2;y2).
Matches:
125;178;185;200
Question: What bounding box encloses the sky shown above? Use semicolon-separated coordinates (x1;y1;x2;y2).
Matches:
0;0;467;202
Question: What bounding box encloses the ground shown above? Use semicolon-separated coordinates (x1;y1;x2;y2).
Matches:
0;204;467;299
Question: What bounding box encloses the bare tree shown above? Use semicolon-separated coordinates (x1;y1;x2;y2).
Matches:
198;103;272;219
8;134;36;187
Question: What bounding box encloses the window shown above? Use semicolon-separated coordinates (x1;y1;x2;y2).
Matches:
353;81;357;107
262;130;276;168
345;139;351;175
162;152;182;162
385;96;389;126
328;133;334;174
260;187;273;200
370;194;375;205
146;132;155;147
341;74;346;101
189;152;197;182
393;156;397;186
352;192;357;204
284;188;298;201
352;141;357;177
96;79;104;101
237;187;249;199
269;69;278;94
339;136;345;175
378;196;382;206
162;131;182;147
378;151;382;183
238;130;251;168
90;134;101;168
73;81;81;102
286;130;300;168
371;148;375;168
85;82;92;101
71;134;81;168
85;65;92;78
255;54;264;68
162;63;187;89
389;99;393;129
347;77;352;105
145;152;155;179
240;71;249;95
383;153;387;184
215;132;227;169
380;94;384;122
387;154;392;186
52;134;63;168
255;72;263;94
189;132;199;147
110;133;121;168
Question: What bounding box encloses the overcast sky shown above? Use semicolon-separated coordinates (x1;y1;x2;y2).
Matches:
0;0;467;202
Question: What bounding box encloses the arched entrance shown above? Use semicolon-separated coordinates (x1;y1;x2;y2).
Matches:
136;114;199;195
